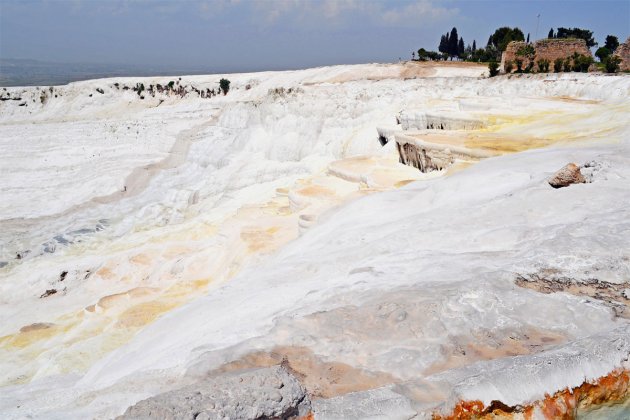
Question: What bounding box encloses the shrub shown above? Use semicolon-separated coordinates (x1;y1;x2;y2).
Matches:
524;60;535;73
537;58;550;73
219;78;231;95
579;55;594;72
504;60;513;73
572;54;593;72
554;58;563;72
515;58;523;73
488;61;500;77
604;55;621;73
563;57;572;72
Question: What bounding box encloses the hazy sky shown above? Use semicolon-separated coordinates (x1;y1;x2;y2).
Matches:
1;0;628;72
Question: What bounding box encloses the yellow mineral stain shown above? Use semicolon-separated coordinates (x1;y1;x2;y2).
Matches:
96;287;157;310
164;278;211;298
95;266;116;280
129;253;152;265
297;185;335;197
241;225;285;253
394;179;416;188
116;300;179;328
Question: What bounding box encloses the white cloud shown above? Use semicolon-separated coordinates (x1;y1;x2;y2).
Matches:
245;0;458;27
382;0;459;25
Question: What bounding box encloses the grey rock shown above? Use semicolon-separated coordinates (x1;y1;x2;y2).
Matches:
119;366;310;420
312;387;417;420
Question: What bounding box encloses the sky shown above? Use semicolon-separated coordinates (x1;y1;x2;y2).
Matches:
1;0;629;72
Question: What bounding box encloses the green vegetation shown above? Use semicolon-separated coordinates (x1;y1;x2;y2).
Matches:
553;58;563;73
571;53;594;72
537;59;550;73
562;58;571;72
595;47;611;63
488;61;499;77
555;27;597;48
488;27;525;52
438;27;466;60
604;55;621;73
219;78;231;95
604;35;619;52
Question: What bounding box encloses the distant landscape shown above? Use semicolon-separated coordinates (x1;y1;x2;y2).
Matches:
0;58;234;87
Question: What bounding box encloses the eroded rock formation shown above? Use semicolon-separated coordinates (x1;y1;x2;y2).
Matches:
119;366;311;420
397;140;453;172
548;163;586;188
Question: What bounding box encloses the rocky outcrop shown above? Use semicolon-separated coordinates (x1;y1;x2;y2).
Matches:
548;163;586;188
119;366;311;420
613;37;630;71
501;39;592;72
398;110;485;131
395;133;493;173
397;140;453;172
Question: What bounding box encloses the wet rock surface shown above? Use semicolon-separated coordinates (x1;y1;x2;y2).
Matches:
119;366;311;420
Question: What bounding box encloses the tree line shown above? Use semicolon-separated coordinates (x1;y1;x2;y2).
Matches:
413;26;623;74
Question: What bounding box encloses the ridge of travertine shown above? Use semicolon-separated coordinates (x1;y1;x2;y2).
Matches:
0;62;629;419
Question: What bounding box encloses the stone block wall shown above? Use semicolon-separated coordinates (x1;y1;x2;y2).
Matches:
613;37;630;71
501;39;592;72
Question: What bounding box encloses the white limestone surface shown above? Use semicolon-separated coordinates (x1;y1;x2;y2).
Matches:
0;63;629;418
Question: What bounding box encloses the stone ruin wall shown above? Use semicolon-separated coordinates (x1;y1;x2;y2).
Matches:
501;39;592;72
613;37;630;71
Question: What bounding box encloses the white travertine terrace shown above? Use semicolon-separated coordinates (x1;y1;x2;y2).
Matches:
0;62;629;418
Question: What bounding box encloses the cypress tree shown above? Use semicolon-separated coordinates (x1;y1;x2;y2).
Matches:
449;27;459;58
438;34;447;53
458;37;465;58
548;28;554;39
472;40;476;52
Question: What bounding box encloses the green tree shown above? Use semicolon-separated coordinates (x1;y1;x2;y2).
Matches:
553;58;563;72
448;27;459;58
488;61;500;77
472;40;476;53
604;55;621;73
488;27;525;51
548;28;554;39
604;35;619;52
438;33;449;54
595;47;611;62
556;27;597;48
458;37;465;58
219;78;231;95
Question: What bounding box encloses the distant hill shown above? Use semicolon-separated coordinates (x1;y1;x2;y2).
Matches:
0;58;228;87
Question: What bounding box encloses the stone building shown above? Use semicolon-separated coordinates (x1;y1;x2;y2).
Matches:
501;39;592;72
613;37;630;71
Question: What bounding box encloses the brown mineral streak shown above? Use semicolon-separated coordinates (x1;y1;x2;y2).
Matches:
432;369;630;419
